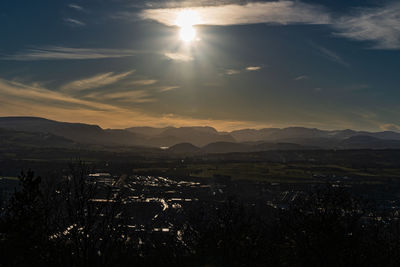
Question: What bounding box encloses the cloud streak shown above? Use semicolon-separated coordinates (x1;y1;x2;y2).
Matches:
158;86;180;92
61;71;135;92
0;79;110;112
129;79;158;86
141;1;400;50
246;66;261;71
312;43;349;67
225;69;241;75
68;4;84;11
85;89;156;103
0;77;267;130
1;46;137;61
334;2;400;49
141;1;331;26
295;75;309;81
225;66;262;75
64;18;86;26
164;52;194;61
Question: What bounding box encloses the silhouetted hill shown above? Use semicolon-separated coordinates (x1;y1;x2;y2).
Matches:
0;117;237;148
361;131;400;140
2;117;400;150
268;138;340;149
231;127;400;144
0;116;101;134
198;142;316;154
0;117;145;146
230;128;280;142
338;135;400;149
0;127;76;148
128;126;235;147
254;142;314;151
158;127;234;147
201;142;251;154
167;143;200;154
125;126;172;137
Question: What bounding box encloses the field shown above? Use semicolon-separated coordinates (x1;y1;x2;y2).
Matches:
2;148;400;187
129;161;400;185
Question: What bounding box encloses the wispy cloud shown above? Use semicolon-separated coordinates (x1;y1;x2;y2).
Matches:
225;69;241;75
312;43;349;67
129;79;158;86
0;78;164;128
140;1;331;26
164;52;193;61
295;75;309;81
246;66;261;71
68;4;84;11
140;1;400;50
0;78;110;112
225;66;262;75
61;71;135;92
142;0;240;9
159;86;180;92
64;18;86;26
86;90;156;103
334;2;400;49
0;77;266;130
1;46;137;61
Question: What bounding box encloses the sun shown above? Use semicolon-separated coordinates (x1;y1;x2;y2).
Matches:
179;26;196;43
175;10;201;43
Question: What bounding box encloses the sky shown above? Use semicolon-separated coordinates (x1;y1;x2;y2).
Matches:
0;0;399;131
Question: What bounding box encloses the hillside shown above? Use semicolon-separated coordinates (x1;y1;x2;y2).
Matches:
0;127;76;148
167;143;200;154
231;127;400;143
1;117;400;150
127;126;235;147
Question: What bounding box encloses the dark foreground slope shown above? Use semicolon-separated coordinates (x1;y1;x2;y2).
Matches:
2;166;400;267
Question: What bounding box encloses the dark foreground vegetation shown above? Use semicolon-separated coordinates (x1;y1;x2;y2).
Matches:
2;163;400;267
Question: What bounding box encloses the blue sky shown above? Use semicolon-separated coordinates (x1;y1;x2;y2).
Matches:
0;0;399;131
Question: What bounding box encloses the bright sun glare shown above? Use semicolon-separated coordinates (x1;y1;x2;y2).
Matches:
175;10;201;43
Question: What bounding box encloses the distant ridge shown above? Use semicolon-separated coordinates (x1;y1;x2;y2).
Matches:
338;135;400;149
126;126;235;147
201;142;250;154
231;127;400;142
1;116;400;150
167;143;199;154
0;127;77;148
0;116;144;147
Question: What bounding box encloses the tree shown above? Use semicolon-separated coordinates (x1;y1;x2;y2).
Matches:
0;171;49;266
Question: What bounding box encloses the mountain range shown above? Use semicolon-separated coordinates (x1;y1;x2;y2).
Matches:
1;116;400;153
